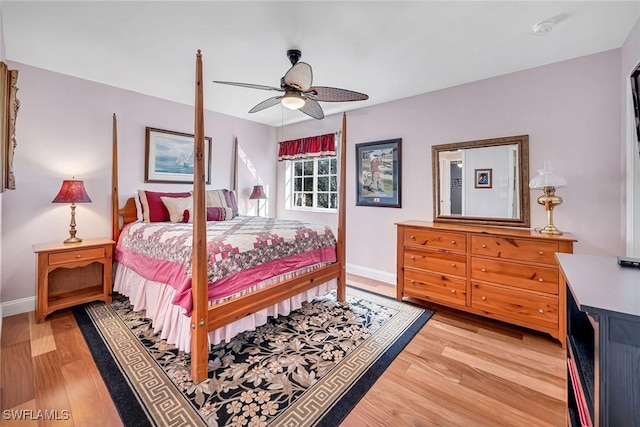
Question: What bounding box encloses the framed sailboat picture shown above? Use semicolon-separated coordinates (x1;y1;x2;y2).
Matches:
145;127;212;184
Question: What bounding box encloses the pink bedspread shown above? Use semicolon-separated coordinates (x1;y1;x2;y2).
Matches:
115;216;337;314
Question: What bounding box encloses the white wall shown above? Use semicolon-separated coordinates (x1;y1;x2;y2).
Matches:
279;49;625;284
0;0;5;324
1;61;276;307
622;18;640;257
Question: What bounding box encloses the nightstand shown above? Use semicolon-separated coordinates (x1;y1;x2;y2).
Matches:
33;237;114;323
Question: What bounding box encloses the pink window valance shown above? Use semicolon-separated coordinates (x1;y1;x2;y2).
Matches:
278;133;335;161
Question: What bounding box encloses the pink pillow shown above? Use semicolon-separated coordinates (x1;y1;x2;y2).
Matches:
139;190;191;222
183;207;230;223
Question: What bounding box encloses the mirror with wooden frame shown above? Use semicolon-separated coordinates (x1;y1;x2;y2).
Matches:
432;135;530;227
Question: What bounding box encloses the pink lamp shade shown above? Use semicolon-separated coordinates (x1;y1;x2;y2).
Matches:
52;180;92;204
249;185;267;200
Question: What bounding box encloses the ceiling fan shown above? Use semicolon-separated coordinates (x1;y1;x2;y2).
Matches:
213;49;369;120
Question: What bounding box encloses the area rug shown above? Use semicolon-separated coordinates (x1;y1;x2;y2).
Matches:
73;287;433;427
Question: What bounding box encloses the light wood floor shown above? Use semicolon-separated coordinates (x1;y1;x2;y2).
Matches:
1;274;567;426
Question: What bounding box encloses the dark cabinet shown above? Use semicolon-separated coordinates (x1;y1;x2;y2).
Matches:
558;253;640;427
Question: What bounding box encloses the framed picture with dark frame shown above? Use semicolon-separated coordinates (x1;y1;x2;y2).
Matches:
356;138;402;207
474;168;492;189
145;127;212;184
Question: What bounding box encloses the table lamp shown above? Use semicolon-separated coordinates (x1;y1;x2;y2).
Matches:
529;161;566;235
249;185;267;217
52;179;92;243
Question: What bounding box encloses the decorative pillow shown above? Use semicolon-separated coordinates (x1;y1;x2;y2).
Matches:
223;189;239;217
133;192;143;222
160;195;193;223
138;190;191;222
183;207;234;223
206;189;227;209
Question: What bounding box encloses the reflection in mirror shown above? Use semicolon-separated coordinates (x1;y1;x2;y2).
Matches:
432;135;530;227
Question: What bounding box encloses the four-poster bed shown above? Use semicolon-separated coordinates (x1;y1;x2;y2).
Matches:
111;51;348;383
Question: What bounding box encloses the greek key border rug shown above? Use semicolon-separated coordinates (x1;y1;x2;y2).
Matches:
73;287;433;427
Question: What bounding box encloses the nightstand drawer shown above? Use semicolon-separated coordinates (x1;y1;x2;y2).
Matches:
49;247;106;266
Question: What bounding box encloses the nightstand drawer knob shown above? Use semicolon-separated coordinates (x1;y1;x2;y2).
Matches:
411;256;416;260
539;251;544;255
77;255;81;258
411;280;415;284
451;289;456;294
538;278;544;282
481;268;487;272
481;244;487;248
481;296;487;301
451;240;456;244
410;235;416;240
451;263;456;267
539;309;544;314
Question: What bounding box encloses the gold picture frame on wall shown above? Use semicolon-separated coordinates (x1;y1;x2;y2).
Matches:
0;61;19;192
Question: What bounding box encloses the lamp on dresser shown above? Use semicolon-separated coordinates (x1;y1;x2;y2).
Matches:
249;184;267;217
529;161;567;235
52;178;92;244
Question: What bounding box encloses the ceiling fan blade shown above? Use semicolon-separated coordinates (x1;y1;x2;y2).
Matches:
308;86;369;102
249;96;283;113
299;99;324;120
213;80;283;92
284;62;313;92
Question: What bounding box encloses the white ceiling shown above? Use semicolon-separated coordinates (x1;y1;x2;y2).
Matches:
2;1;639;127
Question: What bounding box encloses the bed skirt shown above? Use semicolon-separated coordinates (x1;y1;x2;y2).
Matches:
113;262;337;352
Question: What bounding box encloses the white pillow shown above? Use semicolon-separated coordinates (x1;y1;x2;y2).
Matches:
206;189;227;208
160;195;193;223
134;192;143;222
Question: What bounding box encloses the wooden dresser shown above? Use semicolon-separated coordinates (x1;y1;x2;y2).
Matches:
396;220;576;346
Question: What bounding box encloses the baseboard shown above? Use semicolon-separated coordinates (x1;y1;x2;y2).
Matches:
346;264;395;285
2;296;35;317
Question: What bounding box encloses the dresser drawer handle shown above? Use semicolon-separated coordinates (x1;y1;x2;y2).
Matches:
410;235;416;240
538;278;544;282
538;309;544;314
411;280;415;284
451;240;456;244
481;296;487;301
411;256;416;260
481;244;487;248
538;251;544;255
481;268;487;272
451;263;456;267
451;289;456;294
76;255;81;258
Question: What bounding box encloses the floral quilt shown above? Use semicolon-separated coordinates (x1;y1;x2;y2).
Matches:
115;216;337;314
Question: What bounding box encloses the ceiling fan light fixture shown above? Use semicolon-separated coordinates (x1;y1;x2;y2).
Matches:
281;91;305;110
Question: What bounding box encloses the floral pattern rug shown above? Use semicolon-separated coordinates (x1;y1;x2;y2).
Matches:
77;288;432;427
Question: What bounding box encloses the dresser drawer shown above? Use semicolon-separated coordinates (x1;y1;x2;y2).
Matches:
404;228;466;252
471;258;558;295
404;250;466;277
471;235;559;265
404;269;467;307
49;247;106;266
470;283;558;329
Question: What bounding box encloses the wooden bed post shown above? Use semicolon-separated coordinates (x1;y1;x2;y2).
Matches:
233;136;238;193
337;113;347;302
191;50;208;383
111;114;119;242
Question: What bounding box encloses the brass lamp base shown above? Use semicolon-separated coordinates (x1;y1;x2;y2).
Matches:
64;236;83;244
538;224;563;235
63;202;83;244
536;186;563;236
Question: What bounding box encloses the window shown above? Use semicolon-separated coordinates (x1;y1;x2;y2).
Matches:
289;157;338;211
